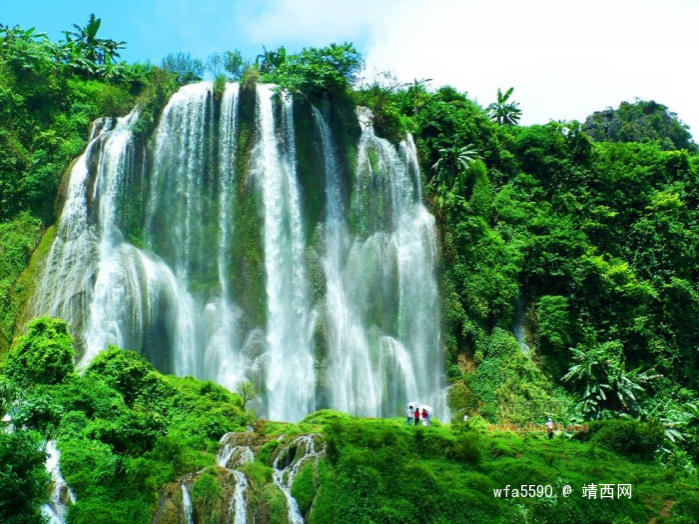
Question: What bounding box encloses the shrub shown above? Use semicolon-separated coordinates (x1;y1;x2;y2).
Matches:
589;419;664;460
4;317;75;386
192;471;223;523
85;346;161;406
0;431;49;524
452;432;483;465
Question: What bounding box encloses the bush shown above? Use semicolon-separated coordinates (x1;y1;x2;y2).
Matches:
192;471;223;523
0;431;49;524
85;346;162;406
4;317;75;386
588;419;664;460
452;432;483;465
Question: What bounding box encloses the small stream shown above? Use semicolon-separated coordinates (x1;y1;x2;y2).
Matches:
272;434;324;524
41;441;76;524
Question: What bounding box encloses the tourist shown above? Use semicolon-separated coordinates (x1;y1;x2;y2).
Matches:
414;407;420;426
422;407;429;426
406;405;414;425
546;418;554;439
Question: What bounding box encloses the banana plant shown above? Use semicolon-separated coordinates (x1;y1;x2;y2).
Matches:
488;87;522;125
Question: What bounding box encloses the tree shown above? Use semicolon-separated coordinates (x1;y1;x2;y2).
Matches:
0;379;18;421
0;431;49;524
64;13;126;78
431;139;481;187
255;45;286;75
222;50;247;80
235;380;259;410
403;77;432;115
269;43;364;98
584;99;698;151
206;50;249;81
4;317;76;387
488;87;522;125
162;52;204;84
205;52;225;77
562;341;657;418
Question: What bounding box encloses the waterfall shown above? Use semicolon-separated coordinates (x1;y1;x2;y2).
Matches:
272;435;324;524
35;119;110;334
230;471;250;524
253;85;315;422
315;106;447;418
216;432;254;524
181;483;194;524
514;296;530;354
41;441;76;524
33;82;447;422
203;83;249;389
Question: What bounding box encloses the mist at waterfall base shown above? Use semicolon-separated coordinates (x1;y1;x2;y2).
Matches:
35;81;448;422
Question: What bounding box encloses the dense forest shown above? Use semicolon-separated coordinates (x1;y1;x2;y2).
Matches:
1;16;698;524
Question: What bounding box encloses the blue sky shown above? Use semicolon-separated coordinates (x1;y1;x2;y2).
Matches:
3;0;699;138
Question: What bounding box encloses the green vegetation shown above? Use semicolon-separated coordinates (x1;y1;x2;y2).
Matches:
488;87;522;126
313;414;698;524
0;430;49;524
584;99;697;152
1;17;698;523
0;317;250;524
263;42;364;99
1;322;697;523
349;77;699;475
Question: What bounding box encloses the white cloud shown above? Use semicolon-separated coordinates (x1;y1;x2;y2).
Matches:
246;0;699;136
361;0;699;134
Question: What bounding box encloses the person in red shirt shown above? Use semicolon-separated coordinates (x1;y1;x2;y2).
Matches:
422;408;429;426
414;407;420;426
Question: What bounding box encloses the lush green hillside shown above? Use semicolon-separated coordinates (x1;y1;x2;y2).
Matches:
1;321;697;523
1;19;698;524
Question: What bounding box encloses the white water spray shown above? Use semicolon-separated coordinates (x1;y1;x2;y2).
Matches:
41;441;76;524
272;435;324;524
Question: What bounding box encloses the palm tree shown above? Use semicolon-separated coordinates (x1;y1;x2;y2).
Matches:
431;140;481;187
488;87;522;125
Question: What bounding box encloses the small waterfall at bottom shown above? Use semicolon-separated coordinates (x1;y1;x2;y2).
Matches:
216;433;255;524
272;435;324;524
229;471;250;524
181;482;194;524
41;441;76;524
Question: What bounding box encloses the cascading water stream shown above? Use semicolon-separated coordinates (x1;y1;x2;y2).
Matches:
216;432;254;524
514;296;530;354
181;483;194;524
41;441;76;524
314;106;447;417
203;83;249;389
35;119;111;334
272;435;324;524
253;85;315;422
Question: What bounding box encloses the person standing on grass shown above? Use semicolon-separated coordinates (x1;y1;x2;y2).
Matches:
414;407;421;426
546;418;554;439
406;406;414;425
422;408;429;426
